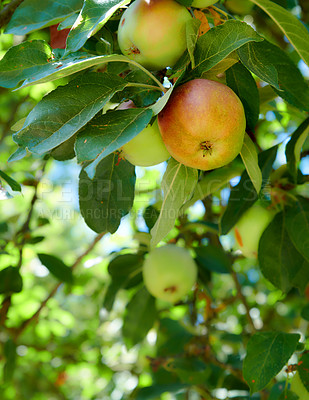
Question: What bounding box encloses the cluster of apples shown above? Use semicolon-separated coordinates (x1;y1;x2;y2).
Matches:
115;0;256;303
117;0;246;172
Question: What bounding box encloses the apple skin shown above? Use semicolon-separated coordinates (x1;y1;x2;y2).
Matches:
142;245;198;303
225;0;254;15
291;372;309;399
233;204;275;259
157;79;246;171
121;118;171;166
118;100;170;167
117;0;192;70
191;0;217;7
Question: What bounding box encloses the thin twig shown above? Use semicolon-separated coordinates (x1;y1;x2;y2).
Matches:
231;269;256;333
0;161;47;326
13;232;105;340
0;296;11;327
0;0;25;28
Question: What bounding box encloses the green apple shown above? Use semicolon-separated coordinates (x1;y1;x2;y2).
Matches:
233;204;275;259
191;0;217;7
158;78;246;171
291;371;309;399
121;118;171;167
117;0;192;70
142;245;198;303
118;100;170;167
225;0;254;15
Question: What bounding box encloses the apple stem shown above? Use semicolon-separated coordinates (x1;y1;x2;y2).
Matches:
125;60;166;92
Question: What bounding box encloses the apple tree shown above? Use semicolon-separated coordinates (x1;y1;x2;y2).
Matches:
0;0;308;399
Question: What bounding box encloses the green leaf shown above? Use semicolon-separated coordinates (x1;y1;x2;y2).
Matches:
150;158;198;247
238;41;278;89
195;245;231;274
0;222;9;234
122;287;157;348
50;133;77;161
286;118;309;182
143;205;160;231
4;0;83;35
0;267;23;294
13;72;127;154
251;0;309;67
240;134;262;194
121;70;162;107
243;331;300;393
258;211;309;293
203;51;239;81
76;108;153;175
186;18;201;69
285;197;309;263
0;40;53;89
301;304;309;321
0;40;159;89
58;13;79;30
157;318;193;357
8;147;28;163
259;85;278;105
220;146;277;235
182;164;244;212
188;20;263;79
238;40;309;111
150;87;174;116
108;253;144;281
25;236;45;244
65;0;129;54
38;254;73;284
79;153;136;234
226;62;260;131
0;170;21;192
298;352;309;391
3;339;16;382
103;253;144;311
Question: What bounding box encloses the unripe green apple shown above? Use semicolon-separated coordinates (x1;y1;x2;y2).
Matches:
233;204;275;259
191;0;217;7
291;372;309;399
142;245;198;303
158;79;246;171
121;118;171;166
225;0;254;15
117;0;192;70
118;100;170;167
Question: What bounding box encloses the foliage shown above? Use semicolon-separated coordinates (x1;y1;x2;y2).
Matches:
0;0;308;399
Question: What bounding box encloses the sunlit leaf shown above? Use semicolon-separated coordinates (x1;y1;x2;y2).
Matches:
240;134;262;194
150;158;198;247
251;0;309;67
243;331;300;393
5;0;83;35
65;0;129;55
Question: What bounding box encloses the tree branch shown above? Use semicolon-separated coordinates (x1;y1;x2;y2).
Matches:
0;0;24;28
231;269;256;333
13;232;105;340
